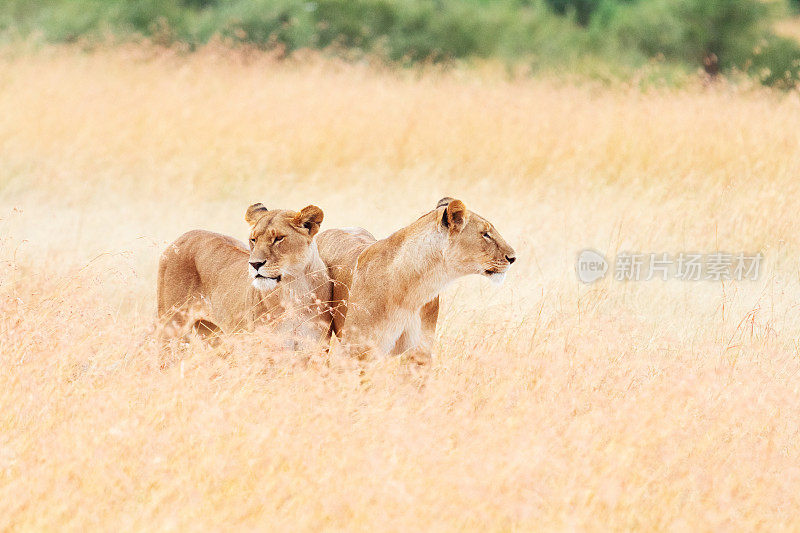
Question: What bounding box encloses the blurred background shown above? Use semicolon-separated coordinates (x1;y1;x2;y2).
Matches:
3;1;800;530
3;0;800;87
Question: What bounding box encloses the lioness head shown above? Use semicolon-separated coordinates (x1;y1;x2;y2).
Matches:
244;203;324;292
435;197;516;285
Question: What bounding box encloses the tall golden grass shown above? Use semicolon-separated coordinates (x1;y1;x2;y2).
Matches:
2;45;800;530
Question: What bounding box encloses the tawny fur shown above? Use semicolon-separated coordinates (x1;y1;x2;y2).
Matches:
315;227;377;337
316;198;515;362
157;205;333;349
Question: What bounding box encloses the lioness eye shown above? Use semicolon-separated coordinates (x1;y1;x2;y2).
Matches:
273;236;284;245
482;232;491;240
249;237;256;245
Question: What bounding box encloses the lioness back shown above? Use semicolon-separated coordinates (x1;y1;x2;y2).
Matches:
157;229;251;333
316;227;376;336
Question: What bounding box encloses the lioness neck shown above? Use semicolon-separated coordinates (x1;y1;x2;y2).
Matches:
304;240;327;282
382;214;452;310
289;240;328;297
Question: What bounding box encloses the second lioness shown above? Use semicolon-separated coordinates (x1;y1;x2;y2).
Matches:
317;197;515;361
157;203;332;348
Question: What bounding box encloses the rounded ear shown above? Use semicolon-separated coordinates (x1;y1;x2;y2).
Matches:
293;205;324;238
245;203;268;226
436;197;455;209
439;198;468;234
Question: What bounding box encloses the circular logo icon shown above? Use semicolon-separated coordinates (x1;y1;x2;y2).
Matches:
575;249;608;284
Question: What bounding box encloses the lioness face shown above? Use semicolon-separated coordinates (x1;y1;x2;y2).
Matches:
244;203;324;292
437;198;516;285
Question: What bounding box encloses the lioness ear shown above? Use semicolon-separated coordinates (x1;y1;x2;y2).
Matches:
439;198;468;234
436;197;455;209
293;205;324;237
245;203;269;226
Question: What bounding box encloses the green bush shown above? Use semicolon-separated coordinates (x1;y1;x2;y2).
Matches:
590;0;800;86
0;0;798;87
596;0;774;66
544;0;597;26
747;35;800;88
190;0;576;62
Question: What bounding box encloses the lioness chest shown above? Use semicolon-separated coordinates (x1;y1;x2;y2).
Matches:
244;283;330;347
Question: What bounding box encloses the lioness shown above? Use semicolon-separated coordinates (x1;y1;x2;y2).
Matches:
157;203;332;349
317;197;515;362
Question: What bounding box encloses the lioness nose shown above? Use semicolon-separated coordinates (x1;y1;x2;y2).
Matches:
249;260;265;271
506;255;516;264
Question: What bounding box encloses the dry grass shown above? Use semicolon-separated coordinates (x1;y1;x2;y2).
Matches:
2;44;800;530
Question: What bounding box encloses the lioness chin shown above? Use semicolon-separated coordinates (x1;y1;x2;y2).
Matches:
157;203;333;350
317;197;515;363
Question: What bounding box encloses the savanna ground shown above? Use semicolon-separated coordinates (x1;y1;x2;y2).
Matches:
2;45;800;530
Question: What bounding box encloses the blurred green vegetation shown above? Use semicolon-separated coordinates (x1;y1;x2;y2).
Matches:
1;0;799;87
